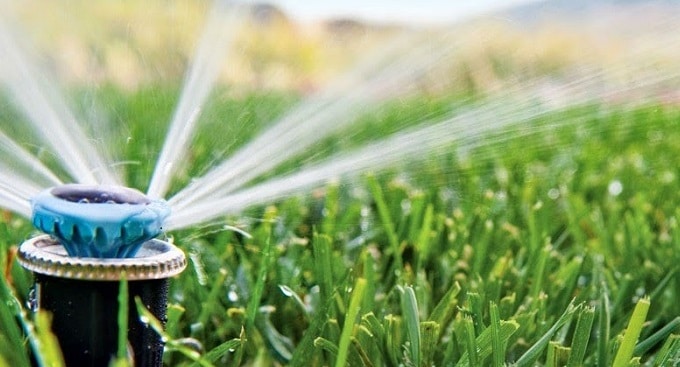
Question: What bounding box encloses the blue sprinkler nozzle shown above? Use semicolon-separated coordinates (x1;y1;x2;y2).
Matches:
31;184;170;258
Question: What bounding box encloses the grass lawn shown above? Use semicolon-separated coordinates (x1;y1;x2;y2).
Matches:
0;85;679;366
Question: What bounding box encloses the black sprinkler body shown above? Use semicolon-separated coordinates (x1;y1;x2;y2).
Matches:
17;184;186;366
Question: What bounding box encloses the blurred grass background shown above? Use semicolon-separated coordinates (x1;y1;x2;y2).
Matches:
8;0;680;96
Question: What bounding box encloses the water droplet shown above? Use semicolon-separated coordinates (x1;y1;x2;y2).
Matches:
78;198;90;204
228;290;239;302
279;285;295;297
608;180;623;196
27;288;39;312
548;188;560;200
139;315;149;324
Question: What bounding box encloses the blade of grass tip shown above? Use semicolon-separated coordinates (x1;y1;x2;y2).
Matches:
398;285;421;367
367;176;403;274
567;306;595;367
612;296;651;367
335;278;367;367
490;302;504;367
246;236;272;332
134;297;213;367
652;334;680;366
117;273;129;363
633;317;680;356
597;283;611;367
514;302;579;367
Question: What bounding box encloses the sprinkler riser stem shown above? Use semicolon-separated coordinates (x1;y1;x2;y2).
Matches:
32;275;168;366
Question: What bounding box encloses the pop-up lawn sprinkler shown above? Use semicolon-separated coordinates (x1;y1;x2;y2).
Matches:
17;184;186;366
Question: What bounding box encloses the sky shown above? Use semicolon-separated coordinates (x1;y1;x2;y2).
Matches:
263;0;547;24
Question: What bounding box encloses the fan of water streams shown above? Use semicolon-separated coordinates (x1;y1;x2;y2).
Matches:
0;0;678;232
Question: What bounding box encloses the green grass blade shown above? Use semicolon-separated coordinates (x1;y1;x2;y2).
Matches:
313;233;334;306
567;306;595;367
335;277;367;367
246;236;272;332
489;302;504;367
367;176;403;273
462;316;478;367
398;285;421;367
634;317;680;356
117;274;129;363
652;334;680;366
597;285;611;367
199;337;243;365
612;297;650;367
0;277;31;367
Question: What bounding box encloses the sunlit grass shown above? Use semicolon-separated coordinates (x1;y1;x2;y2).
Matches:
1;86;679;365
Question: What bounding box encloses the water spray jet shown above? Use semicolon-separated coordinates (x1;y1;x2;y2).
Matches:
17;184;186;366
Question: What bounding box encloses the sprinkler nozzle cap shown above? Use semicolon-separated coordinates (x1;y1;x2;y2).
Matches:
31;184;170;258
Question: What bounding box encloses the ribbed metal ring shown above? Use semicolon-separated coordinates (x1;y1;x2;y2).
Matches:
17;235;186;281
